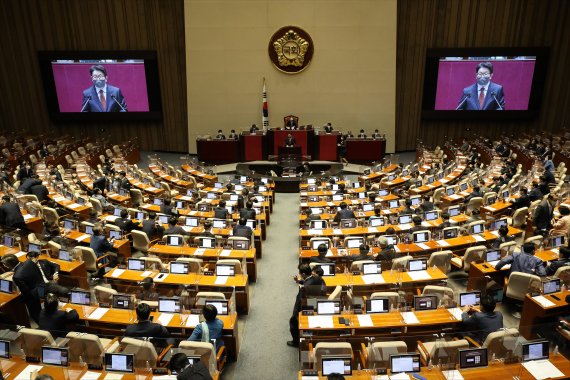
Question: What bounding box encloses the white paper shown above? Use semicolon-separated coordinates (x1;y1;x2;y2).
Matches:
300;203;308;207
146;186;158;191
327;202;335;207
449;194;461;200
87;307;109;320
416;243;431;250
157;313;174;326
368;227;379;233
215;276;228;285
401;311;420;324
53;196;66;202
394;246;401;253
185;314;200;327
81;371;103;379
77;234;91;242
378;373;410;380
141;270;153;277
220;249;232;257
15;251;27;258
68;203;82;209
362;274;385;284
522;360;565;380
551;248;560;255
473;235;486;242
194;248;206;256
407;270;432;281
437;240;451;246
14;365;44;380
23;214;33;220
533;295;556;308
103;374;123;380
325;249;333;257
333;229;343;235
301;377;319;380
111;268;125;278
444;370;464;380
357;314;374;327
153;376;177;380
307;229;321;235
307;315;334;328
490;230;499;237
448;307;464;320
104;215;117;222
399;223;412;230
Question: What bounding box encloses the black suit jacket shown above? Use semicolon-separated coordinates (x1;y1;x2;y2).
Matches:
81;84;127;112
239;208;256;220
334;209;356;223
142;220;164;240
457;82;505;110
115;217;139;233
165;226;188;236
18;178;42;194
176;361;213;380
285;136;296;146
232;225;252;239
534;200;553;231
512;195;531;210
119;177;132;190
92;177;108;192
39;309;79;338
13;259;58;295
30;184;49;202
125;320;170;339
0;202;25;228
213;207;230;219
310;256;333;264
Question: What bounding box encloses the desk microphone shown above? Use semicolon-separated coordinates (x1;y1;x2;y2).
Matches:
455;94;471;110
110;94;127;112
80;96;91;112
490;92;504;110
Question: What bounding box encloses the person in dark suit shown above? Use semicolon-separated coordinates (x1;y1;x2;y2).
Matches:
464;186;483;203
371;129;382;139
160;198;176;216
456;62;505;111
16;162;32;182
511;188;531;210
461;295;503;344
285;116;297;130
232;218;252;240
228;129;238;140
333;202;356;223
0;195;26;230
546;246;570;276
418;195;434;212
495;243;546;276
357;129;366;138
528;183;543;202
284;133;296;147
249;124;259;133
165;216;188;236
200;221;215;238
213;200;230;219
39;293;79;339
142;212;164;240
137;277;160;302
310;244;333;264
215;130;225;139
17;175;42;194
349;244;373;261
533;194;557;234
117;171;131;191
169;352;212;380
375;237;397;263
288;264;325;347
324;123;333;134
29;183;49;203
92;175;109;194
125;303;170;345
81;64;127;112
399;199;414;216
305;208;321;227
239;200;256;220
115;209;140;233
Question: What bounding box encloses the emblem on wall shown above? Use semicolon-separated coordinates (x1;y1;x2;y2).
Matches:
268;26;314;74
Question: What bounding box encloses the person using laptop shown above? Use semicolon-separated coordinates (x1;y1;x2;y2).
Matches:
160;198;176;216
418;195;434;212
495;243;546;276
305;208;321;226
349;244;373;261
188;304;224;353
399;199;414;216
511;188;531;210
461;295;503;344
213;200;230;220
90;224;115;263
439;212;452;230
142;212;165;240
546;246;570;276
137;277;159;302
125;303;170;345
310;244;333;264
239;200;256;221
232;218;252;240
165;216;189;236
201;221;215;238
115;209;140;233
491;225;513;249
39;293;79;339
334;202;355;223
92;188;114;213
409;216;424;233
168;352;212;380
375;236;397;263
464;186;483;204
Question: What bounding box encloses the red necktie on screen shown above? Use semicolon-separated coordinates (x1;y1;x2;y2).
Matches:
479;87;485;109
99;89;106;111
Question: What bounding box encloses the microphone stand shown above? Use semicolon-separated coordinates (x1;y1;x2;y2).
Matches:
80;96;91;112
491;92;504;110
110;94;127;112
455;94;471;110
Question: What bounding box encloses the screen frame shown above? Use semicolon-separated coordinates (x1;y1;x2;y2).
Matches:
38;50;162;122
422;47;549;120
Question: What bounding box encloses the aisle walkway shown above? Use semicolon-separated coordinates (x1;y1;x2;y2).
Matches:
224;193;301;379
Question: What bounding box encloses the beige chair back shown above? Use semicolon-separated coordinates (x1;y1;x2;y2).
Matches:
512;207;528;228
94;285;118;304
131;230;151;252
391;255;413;271
427;250;452;273
314;342;353;371
422;285;455;307
463;245;486;272
120;337;158;368
175;257;203;273
66;332;107;365
368;341;407;369
178;341;217;376
216;259;242;275
483;328;520;360
19;328;55;358
370;292;400;309
505;272;541;301
195;291;225;307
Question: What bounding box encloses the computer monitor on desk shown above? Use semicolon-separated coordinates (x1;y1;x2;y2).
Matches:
549;235;565;248
105;353;134;373
424;211;438;221
522;340;549;362
448;205;461;217
369;217;384;227
170;262;189;274
0;279;13;294
340;219;356;229
399;215;412;225
390;353;420;374
317;300;341;315
388;200;399;209
166;235;184;246
362;263;382;275
57;248;71;260
216;264;235;277
490;218;508;231
42;346;69;367
311;220;327;230
366;298;389;314
459;291;481;307
412;231;430;243
316;263;335;276
408;259;427;272
322;355;352;376
413;295;437;311
0;340;9;359
459;348;488;369
185;217;199;227
198;237;216;248
127;258;145;271
205;300;228;315
158;297;181;313
346;238;364;249
112;294;135;310
542;278;561;295
332;194;344;201
70;290;91;306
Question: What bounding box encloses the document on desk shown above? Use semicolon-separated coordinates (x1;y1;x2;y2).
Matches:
87;307;109;320
157;313;174;326
532;295;556;308
368;227;379;233
326;249;333;257
110;268;125;278
81;371;103;380
443;370;464;380
394;246;400;253
399;223;412;230
76;234;91;242
146;186;158;191
14;365;44;380
437;240;450;247
489;230;499;237
522;359;564;380
362;274;385;284
333;229;343;235
357;314;374;327
301;377;319;380
194;248;206;256
23;214;33;220
407;270;431;281
68;203;82;209
185;314;200;327
551;248;560;255
140;270;153;278
447;307;464;320
327;202;335;207
215;276;228;285
153;375;177;380
220;249;232;257
15;251;27;258
53;196;66;202
307;229;322;235
486;206;496;212
103;374;124;380
416;243;431;250
378;373;410;380
401;311;420;324
308;315;334;328
472;235;486;242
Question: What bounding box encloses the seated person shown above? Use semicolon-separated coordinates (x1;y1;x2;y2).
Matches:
333;202;355;223
409;215;424;232
90;224;115;263
418;195;434;212
232;217;252;240
371;129;381;139
168;352;212;380
375;237;397;262
495;242;546;276
165;216;188;236
228;129;238;140
285;116;297;130
215;129;225;139
310;244;332;264
201;221;215;238
461;295;503;344
137;277;159;302
511;188;531;210
399;199;414;216
357;129;366;138
349;244;373;261
368;207;382;223
464;186;483;203
213;200;230;219
188;304;224;353
92;188;114;213
114;209;140;233
546;246;570;276
528;182;543;202
39;293;79;339
142;212;165;240
439;212;451;229
550;205;570;237
324;123;333;133
239;200;256;220
305;208;321;226
466;208;482;223
160;198;176;216
125;303;170;345
249;124;259;133
284;133;296;147
491;225;513;249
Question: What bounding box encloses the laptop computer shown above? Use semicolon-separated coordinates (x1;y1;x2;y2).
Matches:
0;340;9;359
205;300;228;315
408;259;427;272
215;264;235;277
42;346;69;367
170;262;189;274
70;290;91;306
317;263;335;276
316;300;341;315
58;249;72;262
362;263;382;275
0;280;13;294
390;353;421;374
104;353;134;373
486;249;501;267
127;258;145;271
166;235;184;246
158;297;181;313
521;340;549;362
366;298;389;314
459;291;481;307
322;355;352;376
112;294;135;310
459;348;488;369
413;295;437;311
542;278;561;295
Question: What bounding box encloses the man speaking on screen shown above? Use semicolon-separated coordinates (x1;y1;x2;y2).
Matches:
81;64;128;112
456;62;505;111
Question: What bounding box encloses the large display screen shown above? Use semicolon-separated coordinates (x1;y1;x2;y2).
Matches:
39;51;162;121
422;48;548;120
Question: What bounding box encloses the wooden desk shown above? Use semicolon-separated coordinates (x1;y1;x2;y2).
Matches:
104;268;250;315
240;133;266;161
22;214;43;234
147;245;257;282
65;230;132;259
47;191;91;217
519;290;570;340
409;165;467;195
0;292;30;327
481;200;513;219
314;132;339;161
149;164;193;189
180;164;218;184
126;175;165;196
